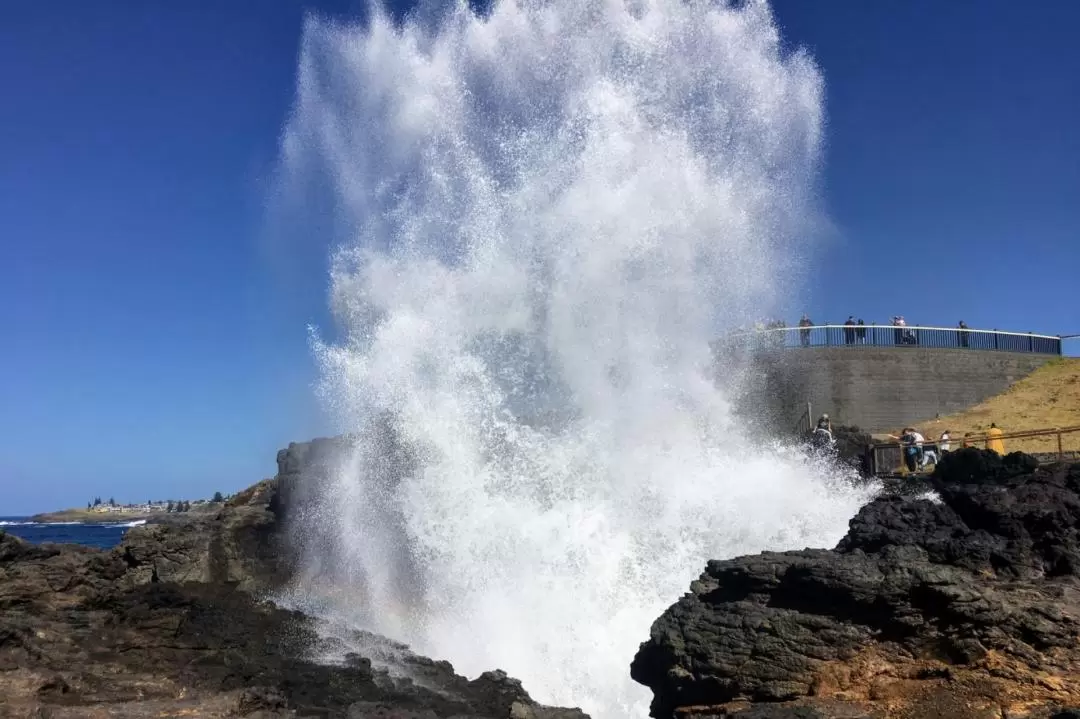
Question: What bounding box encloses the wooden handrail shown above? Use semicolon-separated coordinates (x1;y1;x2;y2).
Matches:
873;425;1080;450
870;425;1080;475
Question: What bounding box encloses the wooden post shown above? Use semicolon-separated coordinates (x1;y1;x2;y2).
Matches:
1059;430;1064;462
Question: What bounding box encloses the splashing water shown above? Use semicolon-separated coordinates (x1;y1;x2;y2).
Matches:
278;0;872;716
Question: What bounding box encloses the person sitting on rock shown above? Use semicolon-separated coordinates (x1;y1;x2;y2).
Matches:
810;414;834;448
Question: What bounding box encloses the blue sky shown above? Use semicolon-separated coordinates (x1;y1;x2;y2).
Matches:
2;1;1077;514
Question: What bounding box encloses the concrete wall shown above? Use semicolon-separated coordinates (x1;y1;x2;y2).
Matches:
744;347;1054;434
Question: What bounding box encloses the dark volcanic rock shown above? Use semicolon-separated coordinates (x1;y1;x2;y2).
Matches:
117;432;371;594
119;478;286;591
632;453;1080;718
0;528;588;718
0;430;588;718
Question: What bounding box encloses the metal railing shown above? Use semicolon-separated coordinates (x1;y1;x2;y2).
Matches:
720;324;1063;355
793;401;813;435
869;425;1080;476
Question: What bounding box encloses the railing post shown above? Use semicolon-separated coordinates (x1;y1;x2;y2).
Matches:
1059;430;1064;462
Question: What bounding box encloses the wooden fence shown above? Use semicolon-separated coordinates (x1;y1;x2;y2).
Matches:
870;425;1080;476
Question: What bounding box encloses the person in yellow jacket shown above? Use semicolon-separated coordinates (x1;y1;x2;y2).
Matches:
986;423;1005;455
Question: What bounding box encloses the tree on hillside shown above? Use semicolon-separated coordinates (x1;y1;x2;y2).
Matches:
108;498;116;507
166;501;174;513
182;500;191;512
212;491;224;503
87;502;91;510
93;497;102;507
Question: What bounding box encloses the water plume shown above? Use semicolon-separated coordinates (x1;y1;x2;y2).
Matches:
277;1;871;715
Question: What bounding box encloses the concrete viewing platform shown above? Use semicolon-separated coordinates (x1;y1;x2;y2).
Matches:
724;324;1065;434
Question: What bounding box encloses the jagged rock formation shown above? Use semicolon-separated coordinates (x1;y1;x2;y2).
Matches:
118;478;285;591
116;432;372;594
631;450;1080;719
0;433;588;718
0;530;586;717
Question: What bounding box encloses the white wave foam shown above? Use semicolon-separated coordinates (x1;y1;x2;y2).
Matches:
278;1;871;717
108;520;148;528
0;520;147;528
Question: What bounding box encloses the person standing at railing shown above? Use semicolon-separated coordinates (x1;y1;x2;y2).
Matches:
958;321;970;348
894;316;917;345
844;316;856;345
987;423;1005;455
889;428;924;473
939;430;952;455
799;314;812;347
856;318;866;344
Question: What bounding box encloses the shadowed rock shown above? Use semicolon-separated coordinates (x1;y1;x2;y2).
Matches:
118;478;285;591
631;451;1080;718
0;432;588;718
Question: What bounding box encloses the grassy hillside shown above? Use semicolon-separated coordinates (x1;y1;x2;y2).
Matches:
910;357;1080;454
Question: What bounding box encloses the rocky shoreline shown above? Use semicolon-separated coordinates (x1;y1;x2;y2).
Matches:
26;509;157;524
5;439;1080;718
631;450;1080;718
0;442;587;719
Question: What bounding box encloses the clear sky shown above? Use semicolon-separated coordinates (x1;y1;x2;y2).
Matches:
2;1;1077;514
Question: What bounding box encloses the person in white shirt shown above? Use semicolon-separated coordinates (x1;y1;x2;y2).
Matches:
939;430;952;454
920;431;939;468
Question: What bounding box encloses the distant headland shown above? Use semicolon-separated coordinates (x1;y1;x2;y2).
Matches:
29;493;231;524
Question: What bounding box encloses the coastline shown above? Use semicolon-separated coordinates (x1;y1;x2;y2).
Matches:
27;508;156;524
27;504;222;524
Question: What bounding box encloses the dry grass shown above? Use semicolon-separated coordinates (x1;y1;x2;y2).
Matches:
909;357;1080;455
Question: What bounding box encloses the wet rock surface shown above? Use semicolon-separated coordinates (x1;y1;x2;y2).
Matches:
802;425;874;477
631;450;1080;719
0;436;587;719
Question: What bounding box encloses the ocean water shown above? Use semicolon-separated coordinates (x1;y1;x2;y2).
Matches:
276;1;874;717
0;517;143;549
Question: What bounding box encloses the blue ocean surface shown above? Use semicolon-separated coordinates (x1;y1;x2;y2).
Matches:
0;516;143;549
